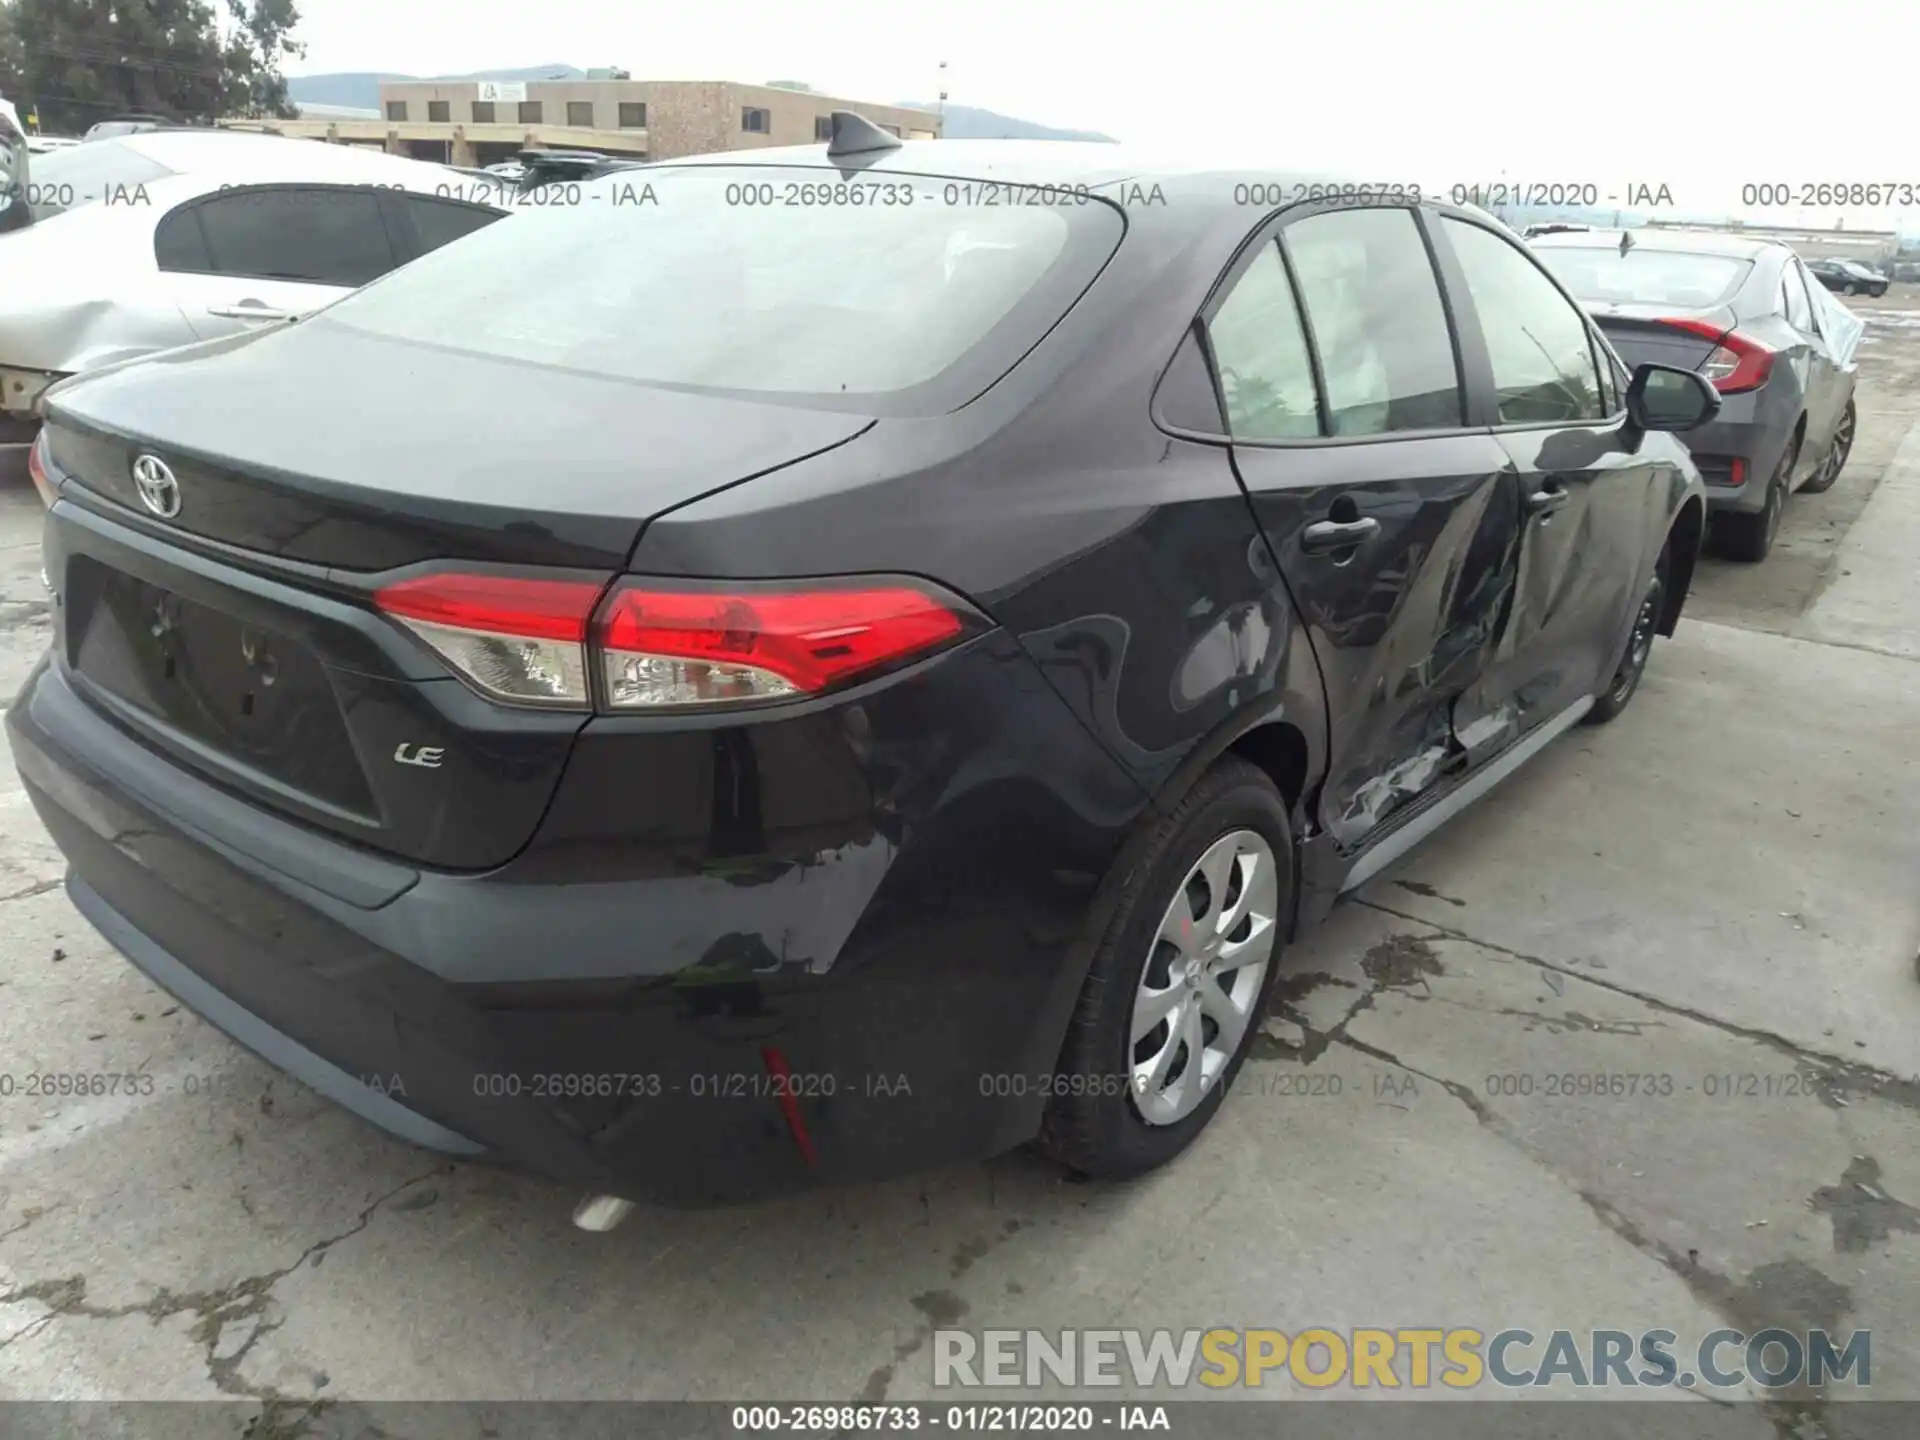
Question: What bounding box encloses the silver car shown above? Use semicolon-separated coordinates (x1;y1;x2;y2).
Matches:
1532;229;1863;562
0;96;27;238
1;131;506;449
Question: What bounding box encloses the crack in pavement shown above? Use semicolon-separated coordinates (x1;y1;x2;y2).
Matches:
0;599;51;634
0;1164;449;1416
1351;898;1920;1116
1421;995;1667;1037
0;878;62;905
1783;630;1920;666
1249;935;1442;1067
1248;898;1908;1436
1331;1032;1854;1440
0;1205;50;1245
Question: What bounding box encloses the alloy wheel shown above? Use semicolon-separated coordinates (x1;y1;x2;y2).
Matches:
1607;574;1663;707
1829;406;1855;477
1129;830;1279;1127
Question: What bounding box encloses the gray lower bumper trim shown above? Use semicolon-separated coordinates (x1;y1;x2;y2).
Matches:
68;874;485;1156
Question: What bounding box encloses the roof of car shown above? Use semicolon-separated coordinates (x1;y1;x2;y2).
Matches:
25;132;491;235
120;129;472;183
655;138;1150;184
1529;227;1788;260
630;138;1471;229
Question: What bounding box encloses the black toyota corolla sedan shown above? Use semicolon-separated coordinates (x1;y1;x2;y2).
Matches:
11;117;1717;1213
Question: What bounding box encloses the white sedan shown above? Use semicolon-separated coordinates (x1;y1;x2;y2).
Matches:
1;130;505;439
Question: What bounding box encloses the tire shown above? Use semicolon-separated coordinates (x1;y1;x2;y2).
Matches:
1039;757;1291;1179
1717;432;1796;563
1585;554;1667;725
1844;282;1860;296
1799;399;1854;495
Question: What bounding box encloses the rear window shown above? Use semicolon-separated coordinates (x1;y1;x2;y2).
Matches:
319;165;1123;411
27;139;176;220
1532;246;1751;309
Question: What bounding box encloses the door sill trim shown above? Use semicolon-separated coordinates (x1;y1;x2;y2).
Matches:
1337;696;1593;894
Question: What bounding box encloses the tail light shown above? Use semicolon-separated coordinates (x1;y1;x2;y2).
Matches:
26;429;57;508
374;571;604;708
374;570;980;712
596;579;975;709
1659;318;1775;394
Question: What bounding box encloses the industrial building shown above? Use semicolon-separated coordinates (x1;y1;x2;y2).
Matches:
224;78;941;166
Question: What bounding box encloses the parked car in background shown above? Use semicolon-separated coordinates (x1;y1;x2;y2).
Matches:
1523;222;1590;239
1532;229;1862;561
1;131;506;458
83;115;174;141
512;148;647;190
451;150;647;205
0;95;28;237
1805;257;1889;297
1893;261;1920;284
12;126;1717;1214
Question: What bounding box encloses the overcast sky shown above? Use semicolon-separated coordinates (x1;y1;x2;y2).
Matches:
286;0;1920;229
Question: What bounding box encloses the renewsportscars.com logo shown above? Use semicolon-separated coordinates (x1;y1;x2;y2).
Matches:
932;1327;1870;1392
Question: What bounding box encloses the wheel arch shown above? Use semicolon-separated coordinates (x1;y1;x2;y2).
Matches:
1035;707;1323;1096
1160;712;1320;939
1223;721;1312;817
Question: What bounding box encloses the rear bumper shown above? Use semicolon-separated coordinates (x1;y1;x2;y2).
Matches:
10;638;1149;1206
1680;390;1794;516
65;874;485;1158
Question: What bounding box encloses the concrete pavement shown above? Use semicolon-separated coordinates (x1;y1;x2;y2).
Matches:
1797;417;1920;661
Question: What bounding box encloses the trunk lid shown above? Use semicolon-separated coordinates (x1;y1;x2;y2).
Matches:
44;318;875;571
40;323;876;871
1588;301;1738;374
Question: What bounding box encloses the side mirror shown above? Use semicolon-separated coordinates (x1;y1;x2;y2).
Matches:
1626;363;1721;434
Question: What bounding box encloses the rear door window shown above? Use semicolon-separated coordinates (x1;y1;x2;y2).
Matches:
1280;207;1462;435
392;194;502;257
153;203;213;272
189;186;396;286
1205;241;1321;439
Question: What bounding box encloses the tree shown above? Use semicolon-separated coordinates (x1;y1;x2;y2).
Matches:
0;0;300;134
221;0;302;118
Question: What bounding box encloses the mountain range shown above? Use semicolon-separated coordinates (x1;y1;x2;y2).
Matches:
283;71;1114;140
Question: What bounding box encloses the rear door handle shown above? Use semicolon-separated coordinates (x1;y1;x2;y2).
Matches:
1300;517;1382;555
207;302;296;322
1524;484;1570;517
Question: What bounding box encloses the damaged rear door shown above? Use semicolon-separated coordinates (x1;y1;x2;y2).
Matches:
1212;203;1522;850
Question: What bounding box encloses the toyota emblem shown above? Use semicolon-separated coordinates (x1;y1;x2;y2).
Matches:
131;453;181;519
